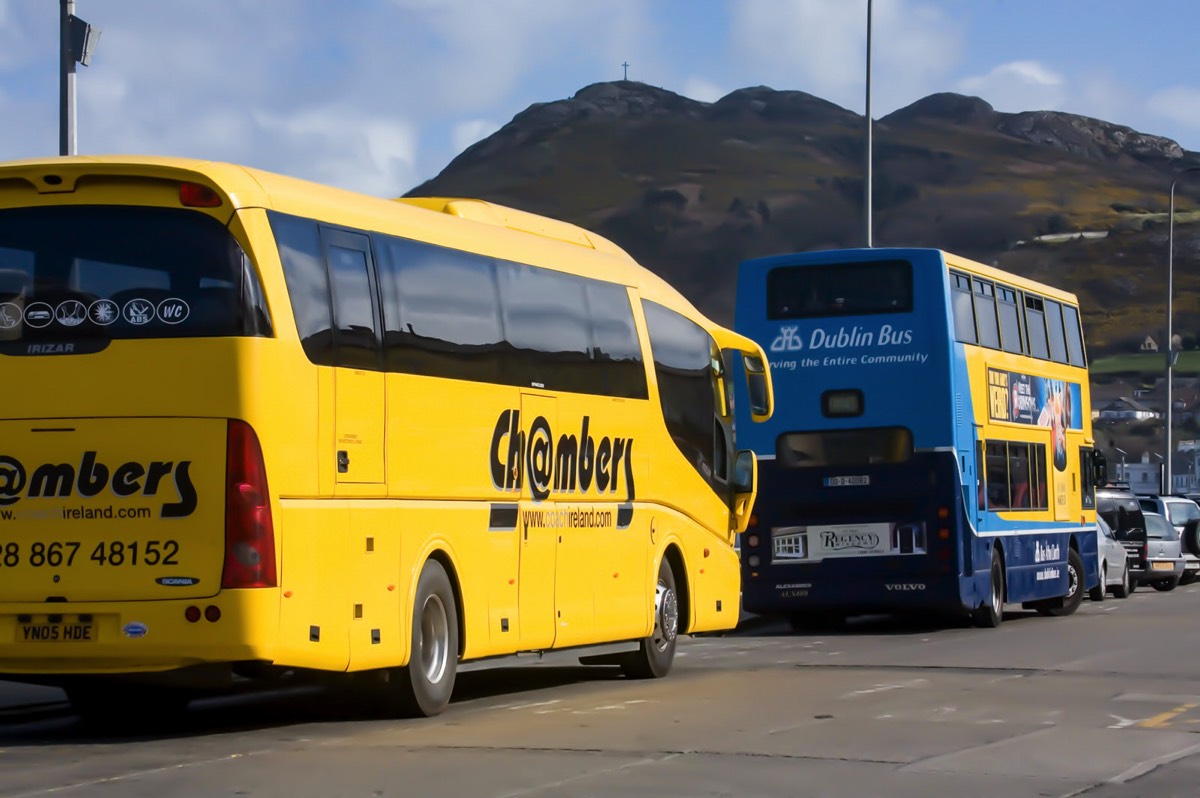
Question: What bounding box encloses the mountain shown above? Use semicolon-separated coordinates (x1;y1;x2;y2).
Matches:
405;81;1200;357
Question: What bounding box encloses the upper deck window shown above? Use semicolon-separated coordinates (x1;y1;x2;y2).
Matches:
0;205;271;347
766;260;913;319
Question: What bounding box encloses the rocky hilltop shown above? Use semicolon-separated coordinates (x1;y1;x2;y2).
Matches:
406;81;1200;355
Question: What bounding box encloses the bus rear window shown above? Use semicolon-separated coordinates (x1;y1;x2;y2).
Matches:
0;205;271;347
766;260;913;319
777;427;913;468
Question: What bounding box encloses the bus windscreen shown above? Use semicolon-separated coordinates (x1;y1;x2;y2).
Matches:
766;259;913;319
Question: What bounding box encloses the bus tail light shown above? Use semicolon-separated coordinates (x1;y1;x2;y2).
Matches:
222;420;277;589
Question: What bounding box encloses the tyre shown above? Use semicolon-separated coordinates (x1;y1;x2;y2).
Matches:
1180;571;1196;586
386;559;458;717
1037;547;1085;617
1153;577;1180;592
1089;564;1106;602
972;548;1004;628
1111;563;1132;599
621;557;679;679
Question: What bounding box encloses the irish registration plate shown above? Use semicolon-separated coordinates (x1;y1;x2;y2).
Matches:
18;623;95;642
825;475;870;487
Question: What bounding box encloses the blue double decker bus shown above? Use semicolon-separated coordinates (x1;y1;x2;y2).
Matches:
734;248;1103;628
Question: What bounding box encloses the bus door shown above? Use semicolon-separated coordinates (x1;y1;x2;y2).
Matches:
969;426;984;527
323;228;385;485
517;392;558;649
1051;450;1071;521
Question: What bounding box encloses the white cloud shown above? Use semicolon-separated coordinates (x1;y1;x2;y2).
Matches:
727;0;963;113
453;119;500;156
956;60;1066;112
682;77;726;104
1147;86;1200;131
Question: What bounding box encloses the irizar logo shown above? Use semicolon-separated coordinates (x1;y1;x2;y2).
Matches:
0;452;196;517
770;326;804;352
490;410;635;502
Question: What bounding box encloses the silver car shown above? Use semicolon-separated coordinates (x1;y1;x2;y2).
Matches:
1116;511;1185;592
1090;515;1133;600
1137;495;1200;585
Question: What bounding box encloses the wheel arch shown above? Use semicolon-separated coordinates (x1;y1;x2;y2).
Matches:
423;548;466;659
661;543;691;635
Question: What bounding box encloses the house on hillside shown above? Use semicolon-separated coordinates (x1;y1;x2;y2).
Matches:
1141;336;1159;353
1097;397;1160;421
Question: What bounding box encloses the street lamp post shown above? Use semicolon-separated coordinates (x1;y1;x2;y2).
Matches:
863;0;873;248
1114;446;1128;482
58;0;100;156
1166;165;1200;493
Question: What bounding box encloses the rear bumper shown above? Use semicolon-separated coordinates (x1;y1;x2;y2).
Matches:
0;590;278;678
1131;560;1185;584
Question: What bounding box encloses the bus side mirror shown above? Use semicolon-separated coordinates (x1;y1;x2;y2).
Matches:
732;450;757;534
743;354;773;422
1092;449;1108;487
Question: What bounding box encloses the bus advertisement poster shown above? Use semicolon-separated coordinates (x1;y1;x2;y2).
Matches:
986;368;1082;431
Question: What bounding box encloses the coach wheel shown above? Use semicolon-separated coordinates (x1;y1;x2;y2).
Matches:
1036;548;1086;617
973;548;1004;628
1088;565;1107;602
387;559;459;717
1152;577;1180;592
621;557;679;679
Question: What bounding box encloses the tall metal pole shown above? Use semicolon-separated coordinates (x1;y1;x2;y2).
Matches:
863;0;873;248
1166;165;1200;493
59;0;76;156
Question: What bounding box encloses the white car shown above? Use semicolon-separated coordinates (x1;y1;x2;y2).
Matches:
1090;515;1133;600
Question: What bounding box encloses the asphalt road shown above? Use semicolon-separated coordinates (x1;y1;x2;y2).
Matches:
4;585;1200;798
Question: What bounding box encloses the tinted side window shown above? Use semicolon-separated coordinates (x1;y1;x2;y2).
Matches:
272;212;334;365
585;281;648;400
973;278;1000;349
325;232;380;369
997;285;1024;354
377;235;505;384
1025;294;1050;360
950;272;976;344
643;300;718;486
498;261;593;392
1063;304;1086;366
1044;299;1068;364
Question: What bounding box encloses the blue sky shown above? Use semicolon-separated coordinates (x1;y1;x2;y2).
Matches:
2;0;1198;197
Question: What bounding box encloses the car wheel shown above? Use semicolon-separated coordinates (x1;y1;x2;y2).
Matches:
1112;563;1132;599
1179;571;1196;586
1088;564;1106;602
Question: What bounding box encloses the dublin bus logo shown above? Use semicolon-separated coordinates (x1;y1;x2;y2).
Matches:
771;326;804;352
